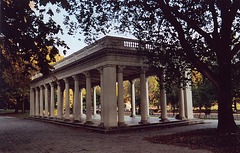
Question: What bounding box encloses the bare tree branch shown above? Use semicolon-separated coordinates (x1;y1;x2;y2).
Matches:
231;42;240;58
209;0;220;40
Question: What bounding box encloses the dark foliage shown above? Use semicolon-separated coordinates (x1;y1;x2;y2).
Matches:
1;0;69;75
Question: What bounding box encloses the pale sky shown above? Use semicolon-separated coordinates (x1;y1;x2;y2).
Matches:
42;4;135;57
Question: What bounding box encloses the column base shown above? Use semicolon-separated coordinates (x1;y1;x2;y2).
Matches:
176;114;187;120
98;122;104;127
73;120;81;123
130;115;136;118
56;118;63;120
118;122;127;127
160;118;170;122
84;121;94;125
138;120;150;124
178;117;187;120
64;118;71;121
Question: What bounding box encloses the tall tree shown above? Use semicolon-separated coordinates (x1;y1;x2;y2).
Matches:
1;0;69;112
40;0;240;133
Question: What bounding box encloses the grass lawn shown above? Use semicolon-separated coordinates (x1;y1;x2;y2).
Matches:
0;109;15;113
145;128;240;153
0;109;30;119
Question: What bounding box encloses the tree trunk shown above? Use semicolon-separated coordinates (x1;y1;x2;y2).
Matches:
234;101;237;111
21;100;25;113
15;97;20;113
217;64;239;134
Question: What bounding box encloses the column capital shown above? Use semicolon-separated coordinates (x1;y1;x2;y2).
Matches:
140;67;148;74
39;86;44;90
35;87;39;91
30;87;34;91
103;64;116;69
84;71;91;78
57;81;61;86
50;82;55;87
97;67;103;74
118;66;126;73
44;84;49;88
72;75;80;81
130;79;136;84
63;78;69;83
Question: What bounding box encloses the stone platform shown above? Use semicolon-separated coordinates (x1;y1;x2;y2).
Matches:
26;115;203;133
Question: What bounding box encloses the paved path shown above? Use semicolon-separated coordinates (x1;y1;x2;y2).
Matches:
0;117;226;153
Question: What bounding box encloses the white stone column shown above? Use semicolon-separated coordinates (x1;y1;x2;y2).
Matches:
61;90;64;118
130;79;136;117
73;75;80;122
39;86;44;117
139;68;149;124
103;65;117;127
64;78;70;121
50;82;55;118
30;87;35;117
184;71;194;119
159;73;169;122
57;82;62;119
97;67;104;126
35;87;39;117
44;84;49;118
93;86;97;116
178;87;186;119
80;88;83;115
84;72;93;124
117;66;126;126
146;77;150;117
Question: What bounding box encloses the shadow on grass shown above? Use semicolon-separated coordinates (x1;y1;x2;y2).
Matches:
145;128;240;153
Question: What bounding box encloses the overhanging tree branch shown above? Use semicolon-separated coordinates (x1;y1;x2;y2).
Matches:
209;0;220;40
158;0;219;88
164;2;215;49
231;42;240;58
